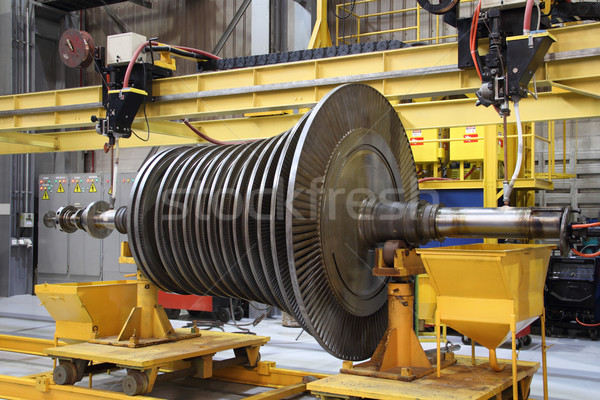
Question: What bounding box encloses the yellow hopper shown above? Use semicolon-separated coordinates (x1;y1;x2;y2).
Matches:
416;243;553;350
36;280;137;342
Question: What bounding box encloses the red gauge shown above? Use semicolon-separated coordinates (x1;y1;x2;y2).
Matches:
59;29;95;69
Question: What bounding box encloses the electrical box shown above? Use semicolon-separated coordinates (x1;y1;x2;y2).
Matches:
19;213;34;228
107;32;147;65
450;126;484;161
409;129;441;163
449;125;504;162
68;173;104;278
37;174;70;275
103;172;138;281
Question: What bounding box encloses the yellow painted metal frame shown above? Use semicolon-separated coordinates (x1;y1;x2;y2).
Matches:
0;23;597;154
0;335;65;357
0;361;326;400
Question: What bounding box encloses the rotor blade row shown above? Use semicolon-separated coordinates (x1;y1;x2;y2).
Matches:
128;114;311;329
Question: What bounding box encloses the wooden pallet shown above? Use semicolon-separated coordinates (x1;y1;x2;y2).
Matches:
308;355;537;400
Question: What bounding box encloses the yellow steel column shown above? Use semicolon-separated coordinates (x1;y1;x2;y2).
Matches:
541;309;549;400
308;0;333;49
436;309;441;377
511;315;518;400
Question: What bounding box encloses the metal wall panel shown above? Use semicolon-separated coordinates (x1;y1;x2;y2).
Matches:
68;172;104;278
537;118;600;220
37;174;70;276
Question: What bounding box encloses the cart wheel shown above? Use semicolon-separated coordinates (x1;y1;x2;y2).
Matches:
164;308;181;319
218;307;231;323
516;338;523;350
590;328;598;341
234;306;244;321
53;361;79;385
522;335;532;347
123;370;149;396
461;335;472;345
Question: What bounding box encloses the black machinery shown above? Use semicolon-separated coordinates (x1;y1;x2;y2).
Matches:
545;256;600;339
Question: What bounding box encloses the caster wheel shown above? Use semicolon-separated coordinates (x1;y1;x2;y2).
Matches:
123;370;149;396
590;328;598;341
234;306;244;321
164;308;181;319
53;361;78;385
218;307;231;323
522;335;532;347
516;338;523;350
461;335;472;345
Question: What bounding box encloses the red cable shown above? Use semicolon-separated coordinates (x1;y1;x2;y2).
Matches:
182;119;252;145
470;0;482;80
418;177;457;183
571;247;600;258
122;40;158;89
572;221;600;229
463;165;476;179
171;45;220;60
576;316;600;327
523;0;535;33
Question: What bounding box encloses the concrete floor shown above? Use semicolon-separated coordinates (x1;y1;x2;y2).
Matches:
1;295;599;399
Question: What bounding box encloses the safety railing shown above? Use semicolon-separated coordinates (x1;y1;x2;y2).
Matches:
335;0;476;45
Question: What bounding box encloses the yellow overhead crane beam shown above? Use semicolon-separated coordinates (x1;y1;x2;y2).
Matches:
0;23;599;155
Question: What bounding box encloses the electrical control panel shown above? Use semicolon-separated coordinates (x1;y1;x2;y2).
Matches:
68;173;104;278
37;174;69;275
409;129;443;163
449;125;504;162
18;213;34;228
37;171;139;282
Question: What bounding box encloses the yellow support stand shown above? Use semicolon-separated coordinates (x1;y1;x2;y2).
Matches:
343;249;455;381
308;0;333;49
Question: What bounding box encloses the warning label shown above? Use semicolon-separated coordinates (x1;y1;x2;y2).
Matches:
74;183;82;193
57;183;65;193
89;182;97;193
42;190;50;200
463;134;479;143
410;137;424;146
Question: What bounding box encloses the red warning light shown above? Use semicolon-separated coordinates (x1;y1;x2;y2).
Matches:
87;179;90;182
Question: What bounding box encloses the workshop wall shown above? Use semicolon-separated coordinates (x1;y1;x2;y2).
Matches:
536;117;600;220
84;0;253;83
